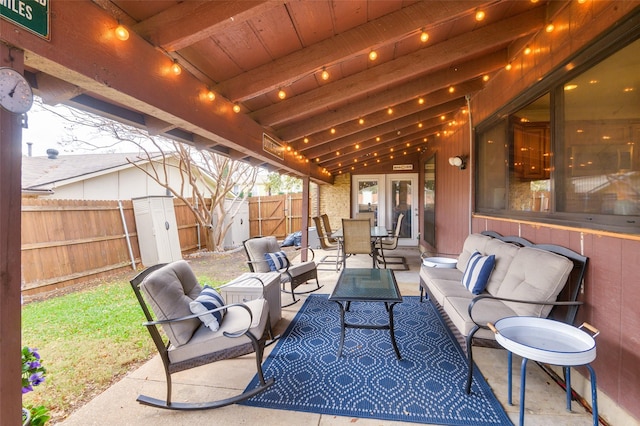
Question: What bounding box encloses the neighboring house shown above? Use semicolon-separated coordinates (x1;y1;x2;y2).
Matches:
22;150;195;200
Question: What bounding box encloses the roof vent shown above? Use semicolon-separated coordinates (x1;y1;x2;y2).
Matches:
46;149;59;159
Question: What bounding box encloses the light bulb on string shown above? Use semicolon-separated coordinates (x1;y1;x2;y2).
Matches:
171;60;182;75
115;23;129;41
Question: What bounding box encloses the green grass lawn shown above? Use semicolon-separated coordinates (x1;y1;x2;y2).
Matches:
21;274;226;423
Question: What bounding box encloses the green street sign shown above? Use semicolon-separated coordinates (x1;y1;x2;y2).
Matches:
1;0;50;40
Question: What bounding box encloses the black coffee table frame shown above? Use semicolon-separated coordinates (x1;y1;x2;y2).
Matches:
328;268;403;359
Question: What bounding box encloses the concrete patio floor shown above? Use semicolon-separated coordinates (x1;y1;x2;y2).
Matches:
60;247;597;426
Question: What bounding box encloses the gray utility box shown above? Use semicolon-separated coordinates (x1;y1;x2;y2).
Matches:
133;196;182;266
308;226;320;249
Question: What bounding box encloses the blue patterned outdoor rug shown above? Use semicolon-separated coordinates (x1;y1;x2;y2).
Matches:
241;294;511;425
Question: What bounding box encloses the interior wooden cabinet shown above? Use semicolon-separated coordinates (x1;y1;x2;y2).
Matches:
513;121;551;180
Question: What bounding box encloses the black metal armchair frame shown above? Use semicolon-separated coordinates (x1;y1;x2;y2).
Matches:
463;231;588;394
130;264;276;410
374;213;408;270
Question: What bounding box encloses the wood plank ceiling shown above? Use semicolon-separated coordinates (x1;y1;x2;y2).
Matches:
37;0;563;181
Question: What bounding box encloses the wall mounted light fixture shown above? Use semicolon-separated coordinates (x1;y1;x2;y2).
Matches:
448;155;466;170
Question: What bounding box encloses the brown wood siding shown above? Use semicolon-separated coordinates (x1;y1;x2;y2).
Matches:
425;3;640;421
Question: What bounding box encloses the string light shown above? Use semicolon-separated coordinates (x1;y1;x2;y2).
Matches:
545;22;555;33
418;97;425;105
524;45;532;55
232;103;241;113
420;30;429;43
321;68;329;81
505;63;512;71
206;90;216;101
358;118;365;125
368;50;378;61
171;60;182;75
114;23;129;41
475;10;485;21
278;88;286;99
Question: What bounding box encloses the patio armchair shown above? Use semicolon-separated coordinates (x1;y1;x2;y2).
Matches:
320;213;338;243
374;213;408;270
243;236;322;307
341;218;376;268
312;216;342;272
129;260;275;410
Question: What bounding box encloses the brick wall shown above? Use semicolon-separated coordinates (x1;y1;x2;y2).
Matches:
318;173;351;227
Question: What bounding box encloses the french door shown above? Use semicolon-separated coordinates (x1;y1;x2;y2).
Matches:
352;174;418;246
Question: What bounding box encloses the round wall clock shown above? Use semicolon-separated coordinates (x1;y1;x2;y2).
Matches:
0;67;34;114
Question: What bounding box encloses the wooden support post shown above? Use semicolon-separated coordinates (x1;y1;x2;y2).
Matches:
0;44;26;425
300;176;310;262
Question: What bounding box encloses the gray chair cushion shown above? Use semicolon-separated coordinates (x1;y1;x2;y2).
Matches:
167;298;269;364
140;260;202;347
245;236;281;273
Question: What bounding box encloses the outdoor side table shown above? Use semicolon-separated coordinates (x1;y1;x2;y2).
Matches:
219;272;281;328
489;317;599;426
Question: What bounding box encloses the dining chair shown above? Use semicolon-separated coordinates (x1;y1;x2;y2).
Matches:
320;214;338;244
312;216;342;272
374;213;408;270
341;218;376;268
355;212;375;226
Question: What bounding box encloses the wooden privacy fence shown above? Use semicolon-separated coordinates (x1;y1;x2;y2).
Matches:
247;194;304;239
20;198;204;296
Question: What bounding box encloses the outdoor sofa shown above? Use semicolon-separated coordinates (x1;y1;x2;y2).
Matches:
419;231;587;394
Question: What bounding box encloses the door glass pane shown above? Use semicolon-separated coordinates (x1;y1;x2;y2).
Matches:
357;180;378;225
423;156;435;246
389;178;411;238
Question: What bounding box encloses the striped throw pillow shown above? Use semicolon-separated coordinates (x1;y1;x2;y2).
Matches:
265;251;289;271
462;251;496;295
189;285;226;331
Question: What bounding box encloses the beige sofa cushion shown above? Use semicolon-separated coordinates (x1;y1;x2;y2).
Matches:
420;266;466;305
496;247;573;317
483;238;520;295
456;233;492;273
444;295;518;340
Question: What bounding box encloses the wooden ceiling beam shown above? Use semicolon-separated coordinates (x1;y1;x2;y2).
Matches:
133;1;281;52
300;99;466;159
34;73;83;105
294;96;467;153
144;115;177;136
251;7;546;127
276;51;506;142
215;1;488;101
320;128;439;170
290;84;478;151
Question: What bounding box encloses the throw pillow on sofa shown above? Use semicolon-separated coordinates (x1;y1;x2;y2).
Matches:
189;285;226;331
462;251;496;295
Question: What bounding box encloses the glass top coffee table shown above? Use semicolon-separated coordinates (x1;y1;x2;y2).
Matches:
328;268;403;359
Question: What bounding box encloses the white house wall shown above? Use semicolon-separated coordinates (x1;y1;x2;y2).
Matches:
39;160;208;200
